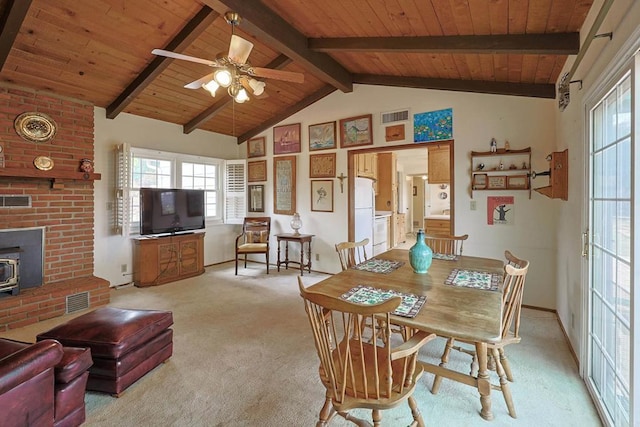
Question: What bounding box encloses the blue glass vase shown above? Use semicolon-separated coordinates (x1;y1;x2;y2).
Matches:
409;229;433;274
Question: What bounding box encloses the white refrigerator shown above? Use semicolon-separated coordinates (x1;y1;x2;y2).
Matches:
354;177;375;257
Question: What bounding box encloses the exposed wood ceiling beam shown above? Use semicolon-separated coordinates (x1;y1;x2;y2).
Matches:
0;0;33;72
201;0;353;93
105;6;218;119
237;85;337;144
353;74;556;99
309;33;580;55
183;55;293;134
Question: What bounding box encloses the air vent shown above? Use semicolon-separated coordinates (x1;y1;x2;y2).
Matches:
0;195;31;208
66;292;89;314
381;109;410;124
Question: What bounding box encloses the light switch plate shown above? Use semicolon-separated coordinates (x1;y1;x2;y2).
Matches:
470;200;477;211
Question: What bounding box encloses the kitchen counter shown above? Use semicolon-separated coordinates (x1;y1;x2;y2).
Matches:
425;214;450;220
375;210;393;218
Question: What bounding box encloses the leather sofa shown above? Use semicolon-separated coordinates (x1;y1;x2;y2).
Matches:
0;338;93;427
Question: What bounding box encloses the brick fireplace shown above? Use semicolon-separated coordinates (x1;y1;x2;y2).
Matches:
0;87;110;332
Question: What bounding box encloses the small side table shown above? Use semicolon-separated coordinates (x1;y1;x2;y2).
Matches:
275;233;315;276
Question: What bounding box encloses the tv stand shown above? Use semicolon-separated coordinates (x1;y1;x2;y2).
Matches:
133;233;205;287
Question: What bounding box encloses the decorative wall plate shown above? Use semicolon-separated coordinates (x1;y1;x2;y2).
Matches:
34;156;54;171
14;112;57;143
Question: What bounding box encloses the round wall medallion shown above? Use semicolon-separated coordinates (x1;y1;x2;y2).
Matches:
34;156;54;171
14;112;58;143
438;192;448;200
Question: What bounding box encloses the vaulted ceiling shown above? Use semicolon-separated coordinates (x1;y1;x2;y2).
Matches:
0;0;594;144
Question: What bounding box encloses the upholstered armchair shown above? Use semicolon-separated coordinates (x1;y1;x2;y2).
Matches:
0;338;93;427
235;217;271;275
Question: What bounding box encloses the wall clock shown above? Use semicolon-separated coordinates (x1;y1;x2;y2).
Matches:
14;112;57;143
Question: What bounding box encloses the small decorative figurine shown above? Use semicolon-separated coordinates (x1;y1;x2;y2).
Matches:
505;140;511;151
490;138;497;153
477;163;485;170
79;158;93;173
499;160;504;170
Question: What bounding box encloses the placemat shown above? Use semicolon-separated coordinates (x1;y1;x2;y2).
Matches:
341;285;426;318
352;258;405;274
432;253;459;261
444;269;502;291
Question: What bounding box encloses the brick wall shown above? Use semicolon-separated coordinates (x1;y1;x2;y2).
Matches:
0;87;110;331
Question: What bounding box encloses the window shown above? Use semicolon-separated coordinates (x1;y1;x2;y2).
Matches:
117;146;234;235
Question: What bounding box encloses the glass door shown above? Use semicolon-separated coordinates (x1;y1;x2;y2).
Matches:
587;70;632;426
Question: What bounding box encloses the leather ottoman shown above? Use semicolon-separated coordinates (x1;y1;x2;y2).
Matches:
37;307;173;396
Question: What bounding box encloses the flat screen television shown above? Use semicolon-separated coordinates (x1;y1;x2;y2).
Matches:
140;188;205;236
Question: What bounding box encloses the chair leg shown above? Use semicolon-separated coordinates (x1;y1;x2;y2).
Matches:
316;392;335;426
499;348;514;381
372;409;382;427
492;348;517;418
432;337;454;394
244;254;247;268
266;252;269;274
470;352;479;377
235;255;238;275
408;395;425;427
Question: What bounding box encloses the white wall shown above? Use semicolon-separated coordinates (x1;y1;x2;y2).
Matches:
245;84;558;308
554;0;640;363
93;108;241;286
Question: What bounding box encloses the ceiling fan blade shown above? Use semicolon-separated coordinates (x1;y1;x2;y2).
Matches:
228;35;253;64
250;67;305;84
152;49;218;67
184;73;215;89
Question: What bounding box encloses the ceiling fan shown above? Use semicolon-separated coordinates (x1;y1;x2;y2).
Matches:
152;12;304;103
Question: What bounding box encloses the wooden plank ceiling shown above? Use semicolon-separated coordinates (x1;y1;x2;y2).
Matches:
0;0;594;143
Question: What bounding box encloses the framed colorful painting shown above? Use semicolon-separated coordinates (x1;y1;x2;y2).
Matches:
339;114;373;148
308;121;336;151
273;123;301;155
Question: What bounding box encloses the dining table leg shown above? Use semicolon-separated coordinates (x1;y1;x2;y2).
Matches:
475;341;493;420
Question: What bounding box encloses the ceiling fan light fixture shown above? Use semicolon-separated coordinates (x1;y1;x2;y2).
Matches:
233;87;250;103
248;78;266;96
202;80;219;96
214;69;233;87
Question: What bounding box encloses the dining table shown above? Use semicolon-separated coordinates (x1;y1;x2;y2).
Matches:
307;248;505;420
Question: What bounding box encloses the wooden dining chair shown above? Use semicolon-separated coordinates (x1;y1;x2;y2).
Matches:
234;217;271;275
423;233;468;256
430;250;529;418
335;238;369;271
298;277;436;427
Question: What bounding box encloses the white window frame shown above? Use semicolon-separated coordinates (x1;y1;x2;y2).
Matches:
126;147;226;234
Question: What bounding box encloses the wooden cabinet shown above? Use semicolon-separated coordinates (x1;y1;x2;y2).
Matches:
424;219;451;236
427;144;450;184
470;147;531;199
534;149;568;201
133;232;205;287
395;213;406;245
356;153;377;180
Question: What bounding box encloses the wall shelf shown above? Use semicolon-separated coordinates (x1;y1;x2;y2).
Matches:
0;167;101;189
470;147;531;199
534;149;568;200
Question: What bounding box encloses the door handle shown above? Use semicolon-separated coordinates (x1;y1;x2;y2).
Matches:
581;229;589;258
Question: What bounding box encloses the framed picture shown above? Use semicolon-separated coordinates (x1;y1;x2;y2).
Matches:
339;114;373;148
311;180;334;212
413;186;417;196
273;123;301;155
487;175;507;189
385;123;405;142
507;175;529;189
473;173;487;190
248;160;267;182
309;121;336;151
247;137;266;158
248;184;264;212
273;156;296;215
309;153;336;178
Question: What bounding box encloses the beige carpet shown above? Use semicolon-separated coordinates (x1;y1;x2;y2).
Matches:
4;262;602;426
